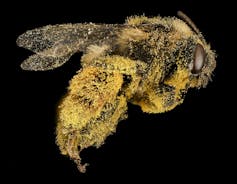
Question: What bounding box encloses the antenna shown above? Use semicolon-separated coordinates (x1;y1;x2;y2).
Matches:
177;11;205;42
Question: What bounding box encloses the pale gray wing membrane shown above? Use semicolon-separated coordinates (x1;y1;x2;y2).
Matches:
17;23;120;71
20;53;73;71
16;24;97;53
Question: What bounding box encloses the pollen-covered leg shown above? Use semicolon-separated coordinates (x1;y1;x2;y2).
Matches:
56;66;129;172
131;66;190;113
66;130;88;173
56;122;87;172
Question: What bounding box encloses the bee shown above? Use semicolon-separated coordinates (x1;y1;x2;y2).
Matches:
16;11;216;173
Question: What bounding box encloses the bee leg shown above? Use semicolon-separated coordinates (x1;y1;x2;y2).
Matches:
66;131;88;173
56;66;128;172
131;67;190;113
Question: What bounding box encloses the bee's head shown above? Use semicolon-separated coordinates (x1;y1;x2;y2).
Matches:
149;12;217;113
179;11;216;89
163;12;216;91
126;13;216;113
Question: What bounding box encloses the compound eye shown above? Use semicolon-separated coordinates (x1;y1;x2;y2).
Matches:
191;44;206;74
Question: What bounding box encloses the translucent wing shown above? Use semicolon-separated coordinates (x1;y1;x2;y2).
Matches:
16;23;120;71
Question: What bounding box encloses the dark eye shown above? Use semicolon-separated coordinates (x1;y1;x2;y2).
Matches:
191;44;206;74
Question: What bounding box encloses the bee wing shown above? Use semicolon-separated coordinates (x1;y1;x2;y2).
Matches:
19;52;73;71
16;23;120;71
